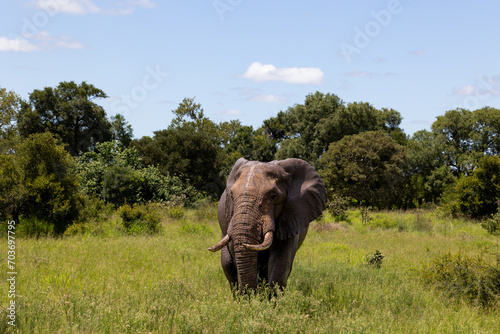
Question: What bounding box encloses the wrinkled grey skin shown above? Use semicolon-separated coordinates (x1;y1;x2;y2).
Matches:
209;158;326;291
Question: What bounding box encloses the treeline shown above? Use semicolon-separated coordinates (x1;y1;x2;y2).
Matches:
1;82;499;234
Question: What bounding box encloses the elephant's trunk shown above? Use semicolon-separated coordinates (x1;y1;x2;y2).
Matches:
229;196;275;290
234;243;259;290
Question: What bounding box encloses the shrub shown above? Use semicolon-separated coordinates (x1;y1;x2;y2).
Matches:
0;133;81;234
16;216;54;238
326;194;349;221
102;165;141;207
117;204;161;235
77;141;200;206
366;250;384;269
64;222;89;236
455;156;500;218
482;212;500;236
168;206;185;219
77;196;114;223
421;252;500;307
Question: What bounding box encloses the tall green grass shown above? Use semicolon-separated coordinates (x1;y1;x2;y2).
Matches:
1;207;499;333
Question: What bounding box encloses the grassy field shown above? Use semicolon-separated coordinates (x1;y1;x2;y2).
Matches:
1;206;499;333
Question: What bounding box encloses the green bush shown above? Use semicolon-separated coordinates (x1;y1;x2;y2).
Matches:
482;212;500;236
168;206;185;219
326;194;349;221
117;204;161;235
455;156;500;218
63;222;90;236
103;165;141;207
78;141;200;206
0;133;81;234
366;250;384;269
15;216;54;238
421;252;500;307
77;196;114;223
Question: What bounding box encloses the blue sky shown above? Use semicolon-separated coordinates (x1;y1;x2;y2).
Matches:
1;0;500;139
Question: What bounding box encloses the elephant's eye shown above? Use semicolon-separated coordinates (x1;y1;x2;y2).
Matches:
270;193;278;201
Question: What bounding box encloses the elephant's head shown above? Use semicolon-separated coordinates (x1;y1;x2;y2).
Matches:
209;158;326;290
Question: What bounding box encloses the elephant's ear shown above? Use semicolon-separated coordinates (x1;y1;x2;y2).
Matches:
218;158;249;234
273;159;326;240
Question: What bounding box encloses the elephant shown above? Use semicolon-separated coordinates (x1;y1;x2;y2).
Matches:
209;158;326;291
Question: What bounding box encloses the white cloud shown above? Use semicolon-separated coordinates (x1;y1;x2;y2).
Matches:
216;109;243;116
242;62;323;85
34;0;156;15
36;31;85;49
0;31;84;52
249;94;287;103
0;36;39;52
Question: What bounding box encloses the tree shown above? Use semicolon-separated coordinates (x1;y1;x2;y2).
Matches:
408;107;500;205
110;114;133;148
0;133;81;233
77;141;197;206
18;81;112;156
102;165;141;207
272;92;345;164
217;121;277;176
455;155;500;218
77;141;142;197
319;131;407;208
431;108;474;175
265;92;406;166
405;130;455;204
0;87;21;153
431;107;500;175
470;107;500;155
133;98;223;193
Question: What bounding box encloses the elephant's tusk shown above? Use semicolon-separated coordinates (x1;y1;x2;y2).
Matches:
208;234;230;252
243;231;273;251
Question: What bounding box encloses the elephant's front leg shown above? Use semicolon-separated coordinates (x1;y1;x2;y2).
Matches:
221;246;237;288
267;234;303;288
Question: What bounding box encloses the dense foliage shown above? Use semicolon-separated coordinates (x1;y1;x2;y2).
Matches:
0;82;499;234
17;81;113;156
0;132;80;234
78;141;197;207
319;131;407;208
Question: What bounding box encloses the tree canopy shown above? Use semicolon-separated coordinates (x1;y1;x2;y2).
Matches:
18;81;112;156
319;131;407;208
0;87;21;153
0;132;80;233
264;92;406;166
1;82;499;235
132;98;224;193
